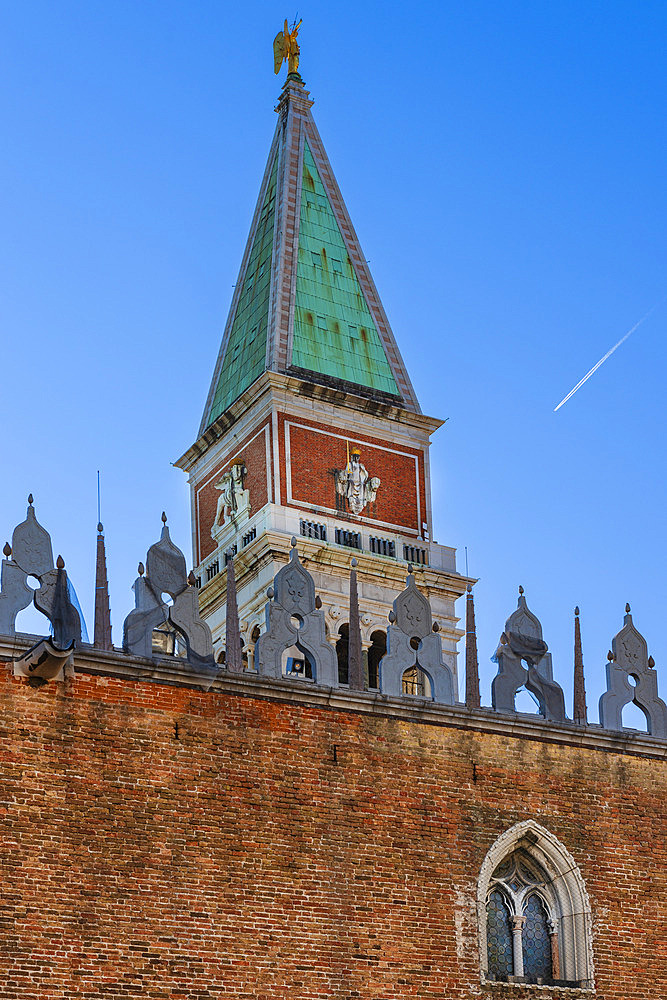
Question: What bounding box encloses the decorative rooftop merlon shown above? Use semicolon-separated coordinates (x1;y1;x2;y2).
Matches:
381;565;455;704
254;538;337;684
491;587;566;723
123;514;215;675
0;497;82;680
599;604;667;738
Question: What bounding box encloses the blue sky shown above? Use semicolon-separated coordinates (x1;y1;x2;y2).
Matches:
1;1;665;725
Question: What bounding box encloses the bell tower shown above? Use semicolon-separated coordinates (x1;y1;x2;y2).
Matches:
175;67;468;686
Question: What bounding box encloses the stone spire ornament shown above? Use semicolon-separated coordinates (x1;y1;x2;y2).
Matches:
347;557;364;690
573;606;587;725
224;548;243;673
465;585;481;710
93;522;112;650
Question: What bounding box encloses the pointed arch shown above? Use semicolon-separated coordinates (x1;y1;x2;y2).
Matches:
478;821;594;986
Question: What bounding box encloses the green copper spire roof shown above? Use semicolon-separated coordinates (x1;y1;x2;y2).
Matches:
292;144;398;396
207;154;277;426
199;75;420;434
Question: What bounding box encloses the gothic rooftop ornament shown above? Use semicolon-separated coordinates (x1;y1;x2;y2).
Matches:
379;568;455;704
599;605;667;738
254;540;337;685
123;514;214;676
491;588;566;722
0;496;81;649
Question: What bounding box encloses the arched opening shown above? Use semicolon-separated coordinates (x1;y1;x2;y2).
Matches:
152;621;185;658
402;665;432;699
621;697;649;732
14;591;48;637
478;821;593;987
514;687;541;714
281;616;314;679
216;648;226;666
336;623;349;685
282;644;314;679
367;630;386;690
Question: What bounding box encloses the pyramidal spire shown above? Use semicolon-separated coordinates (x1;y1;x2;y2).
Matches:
200;58;420;432
465;585;481;710
93;522;112;650
573;606;587;724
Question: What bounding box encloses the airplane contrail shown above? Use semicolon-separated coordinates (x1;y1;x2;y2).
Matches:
553;304;659;412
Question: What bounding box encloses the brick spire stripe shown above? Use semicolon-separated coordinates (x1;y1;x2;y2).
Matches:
573;606;587;724
347;559;364;690
225;550;243;672
465;585;481;710
93;523;112;650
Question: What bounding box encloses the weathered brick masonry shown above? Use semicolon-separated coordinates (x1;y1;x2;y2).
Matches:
1;656;664;999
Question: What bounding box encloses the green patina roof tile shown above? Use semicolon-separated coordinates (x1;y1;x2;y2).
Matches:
207;155;278;426
291;143;399;396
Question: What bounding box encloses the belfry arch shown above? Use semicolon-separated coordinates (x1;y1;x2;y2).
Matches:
477;820;594;987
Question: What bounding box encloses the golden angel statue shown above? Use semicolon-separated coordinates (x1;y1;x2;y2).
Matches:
273;18;302;75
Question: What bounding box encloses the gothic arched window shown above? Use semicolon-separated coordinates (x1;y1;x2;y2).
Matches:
478;822;594;988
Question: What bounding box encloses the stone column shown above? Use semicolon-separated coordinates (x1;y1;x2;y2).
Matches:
347;559;364;690
511;915;526;978
224;550;243;672
548;919;561;979
361;641;371;689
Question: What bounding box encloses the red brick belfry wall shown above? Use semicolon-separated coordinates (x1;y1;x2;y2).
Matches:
0;639;665;999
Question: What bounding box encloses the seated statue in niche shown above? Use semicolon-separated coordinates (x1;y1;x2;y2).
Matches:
212;460;250;539
335;447;380;516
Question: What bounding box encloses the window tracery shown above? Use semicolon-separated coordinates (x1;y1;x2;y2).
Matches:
486;850;554;983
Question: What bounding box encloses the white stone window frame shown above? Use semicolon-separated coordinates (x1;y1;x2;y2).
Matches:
478;821;594;989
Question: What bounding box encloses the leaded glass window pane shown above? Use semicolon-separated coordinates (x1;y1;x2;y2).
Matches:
486;890;513;980
522;893;552;981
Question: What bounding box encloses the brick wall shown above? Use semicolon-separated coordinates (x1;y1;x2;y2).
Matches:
196;421;271;563
0;665;664;999
278;412;427;534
